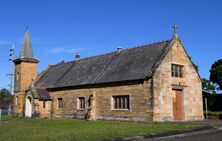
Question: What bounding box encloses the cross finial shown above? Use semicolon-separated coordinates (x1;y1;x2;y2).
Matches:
172;24;178;34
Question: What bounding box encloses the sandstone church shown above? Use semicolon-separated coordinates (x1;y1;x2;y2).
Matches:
13;27;203;122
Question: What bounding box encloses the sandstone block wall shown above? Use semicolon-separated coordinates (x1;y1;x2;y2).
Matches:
34;99;52;118
13;92;24;116
49;81;153;121
152;38;203;121
13;61;38;115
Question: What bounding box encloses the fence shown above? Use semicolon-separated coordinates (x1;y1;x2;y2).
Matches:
0;109;10;115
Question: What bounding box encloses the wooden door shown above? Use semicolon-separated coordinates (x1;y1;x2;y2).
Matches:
172;90;184;120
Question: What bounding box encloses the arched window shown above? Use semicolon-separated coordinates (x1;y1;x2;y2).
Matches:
16;72;19;81
15;96;18;105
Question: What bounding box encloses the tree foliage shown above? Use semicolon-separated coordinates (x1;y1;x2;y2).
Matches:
202;78;216;94
210;59;222;90
192;62;199;72
0;88;12;107
188;56;199;72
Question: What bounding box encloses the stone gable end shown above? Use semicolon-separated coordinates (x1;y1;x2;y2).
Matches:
152;38;203;121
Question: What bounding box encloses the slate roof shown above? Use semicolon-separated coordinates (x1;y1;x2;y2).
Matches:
13;28;39;64
36;88;51;100
29;85;51;100
20;29;34;58
34;39;175;89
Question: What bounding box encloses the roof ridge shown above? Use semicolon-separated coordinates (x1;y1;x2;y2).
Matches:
48;60;73;67
147;38;176;75
51;39;171;66
64;51;116;64
92;52;119;84
52;61;77;87
122;39;171;52
35;38;173;88
33;65;52;88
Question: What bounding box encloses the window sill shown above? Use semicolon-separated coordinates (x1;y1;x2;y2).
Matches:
172;76;183;78
77;109;85;111
111;109;130;111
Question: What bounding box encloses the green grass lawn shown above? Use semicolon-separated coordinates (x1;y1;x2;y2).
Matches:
1;115;13;121
0;118;199;141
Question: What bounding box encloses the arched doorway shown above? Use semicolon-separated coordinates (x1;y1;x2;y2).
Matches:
25;96;32;117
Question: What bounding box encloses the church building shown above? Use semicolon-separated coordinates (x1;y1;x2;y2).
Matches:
13;27;204;122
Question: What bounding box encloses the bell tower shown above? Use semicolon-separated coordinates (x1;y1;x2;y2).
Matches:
13;28;39;116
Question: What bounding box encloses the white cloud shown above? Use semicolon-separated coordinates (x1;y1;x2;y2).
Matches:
49;47;88;54
39;42;89;55
0;40;12;45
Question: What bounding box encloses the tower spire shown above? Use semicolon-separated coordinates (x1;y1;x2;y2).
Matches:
19;27;33;58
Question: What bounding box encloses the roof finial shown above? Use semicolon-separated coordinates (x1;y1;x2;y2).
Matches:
172;23;178;39
75;52;80;61
172;24;177;34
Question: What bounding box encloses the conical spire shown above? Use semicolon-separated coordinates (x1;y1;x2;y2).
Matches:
19;27;34;58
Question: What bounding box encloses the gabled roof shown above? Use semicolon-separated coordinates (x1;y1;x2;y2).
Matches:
36;88;51;100
34;39;175;89
29;85;51;100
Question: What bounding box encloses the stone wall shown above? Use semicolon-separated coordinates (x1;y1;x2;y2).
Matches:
13;92;24;116
152;38;203;121
37;38;203;122
49;80;153;121
15;37;204;122
33;99;52;118
13;61;38;116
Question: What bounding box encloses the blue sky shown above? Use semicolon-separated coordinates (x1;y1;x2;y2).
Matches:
0;0;222;90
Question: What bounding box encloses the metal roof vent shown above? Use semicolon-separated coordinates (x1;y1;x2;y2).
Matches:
117;47;123;53
75;53;80;61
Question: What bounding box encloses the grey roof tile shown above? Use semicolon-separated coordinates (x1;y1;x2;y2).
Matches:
20;29;34;58
34;39;173;88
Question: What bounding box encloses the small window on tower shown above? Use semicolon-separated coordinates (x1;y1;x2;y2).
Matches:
16;72;19;81
15;96;18;105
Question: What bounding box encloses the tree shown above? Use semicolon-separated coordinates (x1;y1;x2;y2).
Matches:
188;56;199;72
192;62;199;72
202;78;216;94
0;88;12;108
210;59;222;90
